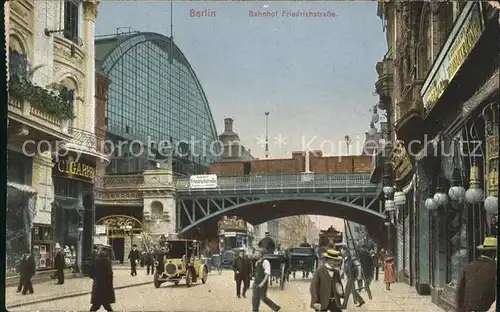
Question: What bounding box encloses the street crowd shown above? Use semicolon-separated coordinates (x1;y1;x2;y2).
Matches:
12;234;496;311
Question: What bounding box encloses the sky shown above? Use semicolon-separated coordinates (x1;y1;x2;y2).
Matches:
95;1;388;161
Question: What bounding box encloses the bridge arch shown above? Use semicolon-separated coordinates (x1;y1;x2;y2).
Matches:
178;196;385;236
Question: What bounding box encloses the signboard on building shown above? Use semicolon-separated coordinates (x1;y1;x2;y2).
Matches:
390;141;413;183
52;154;96;183
189;174;218;188
95;225;106;235
421;2;484;113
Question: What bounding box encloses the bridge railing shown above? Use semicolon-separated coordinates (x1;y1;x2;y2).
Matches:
175;173;375;191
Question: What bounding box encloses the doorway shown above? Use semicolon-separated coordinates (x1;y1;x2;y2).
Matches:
111;237;125;263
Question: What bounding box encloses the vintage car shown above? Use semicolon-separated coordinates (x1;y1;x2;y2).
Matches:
153;239;208;288
287;247;316;278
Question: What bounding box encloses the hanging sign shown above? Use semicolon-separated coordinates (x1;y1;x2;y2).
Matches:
421;2;483;113
390;141;413;183
189;174;217;188
53;155;96;183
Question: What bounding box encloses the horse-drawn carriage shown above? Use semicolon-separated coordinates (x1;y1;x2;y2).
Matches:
287;247;317;279
252;235;287;290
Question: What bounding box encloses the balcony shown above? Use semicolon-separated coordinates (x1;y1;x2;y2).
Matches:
8;75;72;143
64;128;110;164
395;98;425;155
374;58;394;110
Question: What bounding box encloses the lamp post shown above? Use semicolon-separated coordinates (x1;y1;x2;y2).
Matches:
265;112;270;159
77;222;83;275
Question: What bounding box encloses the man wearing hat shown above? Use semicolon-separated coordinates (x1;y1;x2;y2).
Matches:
128;244;140;276
251;247;281;312
310;249;344;312
456;237;497;312
233;248;252;298
17;249;36;295
54;243;66;285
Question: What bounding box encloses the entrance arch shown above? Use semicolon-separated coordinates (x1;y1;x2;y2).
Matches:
95;215;145;238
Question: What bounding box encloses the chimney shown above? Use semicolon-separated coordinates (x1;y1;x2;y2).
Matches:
224;118;234;132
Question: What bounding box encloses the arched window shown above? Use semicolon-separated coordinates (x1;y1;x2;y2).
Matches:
438;3;454;48
418;7;432;80
60;77;78;128
9;36;29;77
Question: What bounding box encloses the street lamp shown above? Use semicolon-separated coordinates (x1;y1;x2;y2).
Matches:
465;161;484;204
433;175;449;206
265;112;270;158
449;168;466;202
77;222;83;275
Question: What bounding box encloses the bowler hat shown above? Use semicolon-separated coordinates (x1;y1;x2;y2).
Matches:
477;237;497;250
322;249;343;261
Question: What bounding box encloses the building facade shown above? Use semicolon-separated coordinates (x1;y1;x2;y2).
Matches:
277;215;310;248
218;118;255;162
93;31;220;260
373;2;498;310
210;151;373;176
6;0;104;273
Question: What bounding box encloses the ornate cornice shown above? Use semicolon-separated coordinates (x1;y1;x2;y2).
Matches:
83;1;98;22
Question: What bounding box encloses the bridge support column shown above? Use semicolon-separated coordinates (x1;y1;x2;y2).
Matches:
141;169;177;245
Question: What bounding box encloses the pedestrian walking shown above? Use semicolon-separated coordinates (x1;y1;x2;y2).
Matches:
127;244;140;276
372;247;381;280
54;243;65;285
359;248;374;289
309;249;344;312
233;248;252;298
341;254;365;308
17;250;35;295
383;254;396;290
456;237;497;312
251;247;281;312
145;249;154;275
89;247;115;312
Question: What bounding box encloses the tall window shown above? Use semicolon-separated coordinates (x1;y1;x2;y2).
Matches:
9;48;28;77
64;0;79;43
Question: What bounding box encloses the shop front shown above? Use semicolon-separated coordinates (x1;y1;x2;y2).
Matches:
389;142;415;286
415;2;498;309
6;150;36;273
52;153;96;274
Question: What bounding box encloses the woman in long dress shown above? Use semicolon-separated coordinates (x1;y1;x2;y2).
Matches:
383;256;396;290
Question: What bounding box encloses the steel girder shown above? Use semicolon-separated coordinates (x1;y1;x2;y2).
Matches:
176;187;382;233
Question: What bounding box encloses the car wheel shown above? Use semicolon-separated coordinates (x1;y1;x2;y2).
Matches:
202;266;208;284
186;270;192;287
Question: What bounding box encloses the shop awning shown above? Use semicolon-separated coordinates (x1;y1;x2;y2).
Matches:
415;133;442;161
462;69;499;117
53;196;84;215
7;182;37;194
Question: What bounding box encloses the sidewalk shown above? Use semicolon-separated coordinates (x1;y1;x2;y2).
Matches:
354;276;445;312
6;266;153;309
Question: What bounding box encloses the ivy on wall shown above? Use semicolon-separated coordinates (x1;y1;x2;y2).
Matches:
8;72;75;120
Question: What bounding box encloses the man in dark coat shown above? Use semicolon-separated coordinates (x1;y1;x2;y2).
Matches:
127;244;140;276
89;247;115;312
456;237;497;312
17;250;35;295
54;243;65;285
358;248;374;289
154;246;166;275
232;249;252;298
310;249;344;312
145;249;154;275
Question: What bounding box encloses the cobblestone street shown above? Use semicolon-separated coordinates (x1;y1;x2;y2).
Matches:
9;269;445;311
